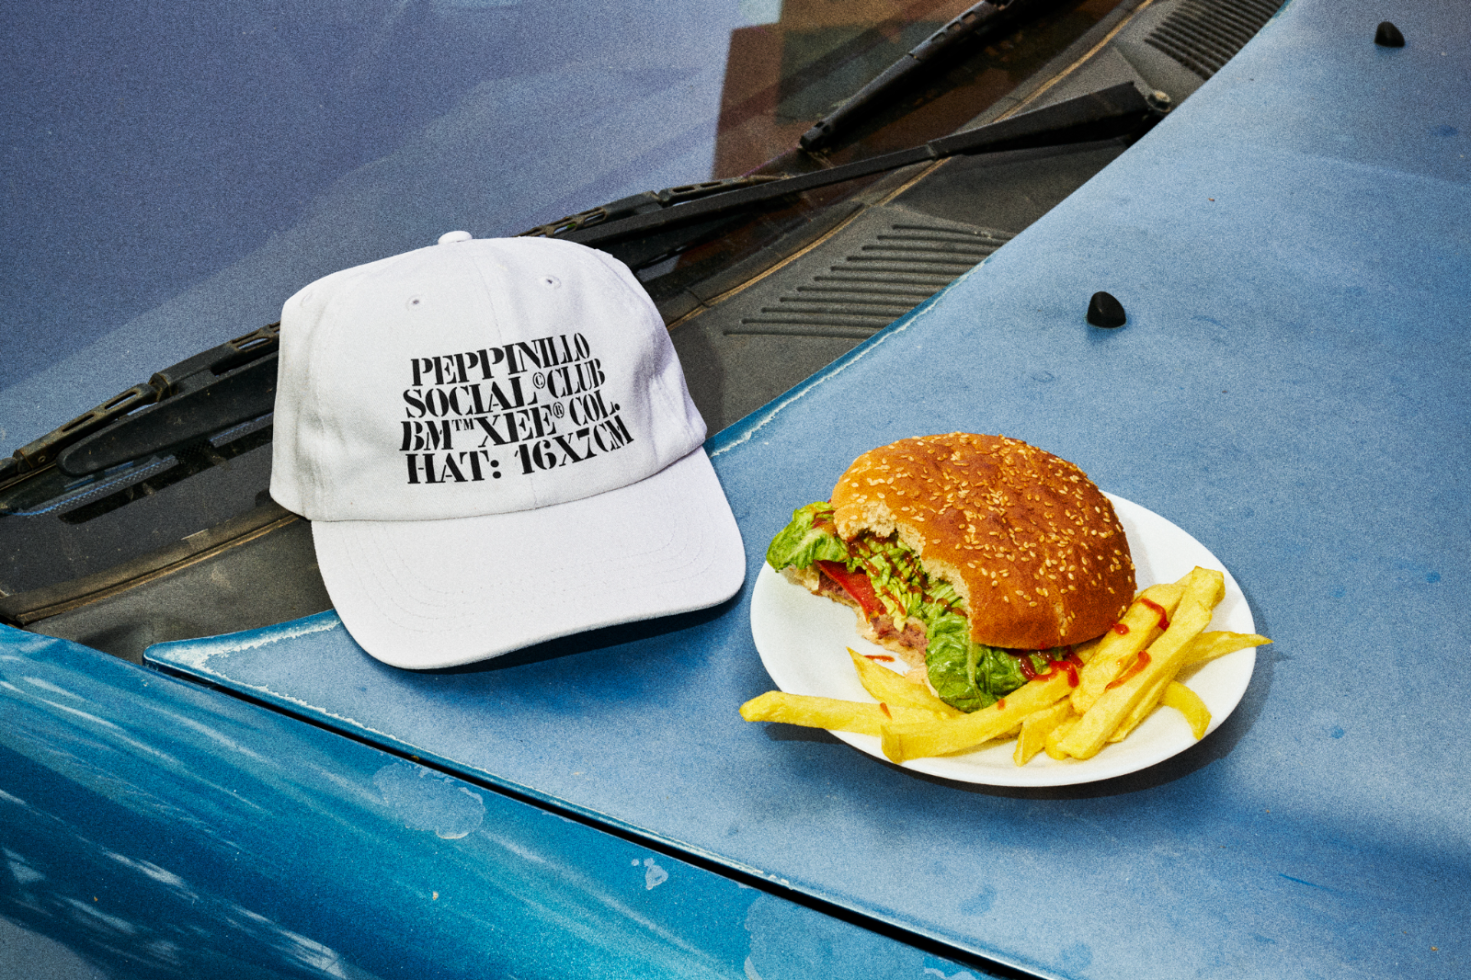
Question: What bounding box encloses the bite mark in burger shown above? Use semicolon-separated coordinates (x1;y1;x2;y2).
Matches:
766;434;1135;712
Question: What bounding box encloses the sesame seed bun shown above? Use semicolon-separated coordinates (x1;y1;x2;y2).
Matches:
830;433;1134;650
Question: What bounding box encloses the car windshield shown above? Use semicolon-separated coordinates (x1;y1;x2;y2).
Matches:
1;0;1124;405
1;0;1137;653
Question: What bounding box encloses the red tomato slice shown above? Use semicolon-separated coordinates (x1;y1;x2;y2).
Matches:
816;560;884;621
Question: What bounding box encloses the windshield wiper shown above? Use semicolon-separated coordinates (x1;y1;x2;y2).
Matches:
0;322;279;491
530;81;1157;256
799;0;1035;152
2;77;1155;490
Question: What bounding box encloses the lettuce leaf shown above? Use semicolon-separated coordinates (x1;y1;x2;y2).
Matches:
923;618;1030;712
765;502;848;570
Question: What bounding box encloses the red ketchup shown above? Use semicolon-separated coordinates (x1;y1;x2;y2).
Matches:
1139;597;1170;630
1018;649;1083;687
1106;651;1152;689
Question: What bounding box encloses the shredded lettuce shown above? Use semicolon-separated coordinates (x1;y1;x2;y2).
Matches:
767;501;1045;712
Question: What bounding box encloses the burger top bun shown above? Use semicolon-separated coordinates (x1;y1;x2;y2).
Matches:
830;433;1135;651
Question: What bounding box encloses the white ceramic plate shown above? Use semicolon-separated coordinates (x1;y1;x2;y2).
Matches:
749;494;1256;787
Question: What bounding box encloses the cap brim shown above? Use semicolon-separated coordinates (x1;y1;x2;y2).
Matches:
310;448;745;669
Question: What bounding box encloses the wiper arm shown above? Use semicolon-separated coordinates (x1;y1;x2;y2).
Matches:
516;175;784;240
0;322;279;489
540;81;1156;255
799;0;1035;152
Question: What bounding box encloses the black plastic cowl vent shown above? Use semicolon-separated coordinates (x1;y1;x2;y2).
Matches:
731;221;1012;338
1143;0;1285;80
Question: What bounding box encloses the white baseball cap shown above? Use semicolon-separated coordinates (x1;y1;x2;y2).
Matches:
270;233;745;668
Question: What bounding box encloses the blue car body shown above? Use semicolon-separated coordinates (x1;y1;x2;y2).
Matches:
4;628;976;979
4;1;1469;978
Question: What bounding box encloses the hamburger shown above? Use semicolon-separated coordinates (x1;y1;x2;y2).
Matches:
765;433;1135;712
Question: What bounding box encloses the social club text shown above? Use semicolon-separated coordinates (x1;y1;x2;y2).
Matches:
396;332;634;484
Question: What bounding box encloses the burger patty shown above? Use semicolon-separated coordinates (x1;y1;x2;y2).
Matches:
814;564;928;650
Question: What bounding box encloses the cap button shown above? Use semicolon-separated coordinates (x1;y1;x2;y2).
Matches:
437;230;473;245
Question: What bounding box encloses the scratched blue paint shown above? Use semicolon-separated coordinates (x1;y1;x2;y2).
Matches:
1;627;988;979
372;762;487;839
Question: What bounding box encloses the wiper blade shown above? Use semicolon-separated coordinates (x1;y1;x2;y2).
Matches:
516;175;784;240
800;0;1035;152
0;322;279;488
57;352;277;477
544;82;1156;254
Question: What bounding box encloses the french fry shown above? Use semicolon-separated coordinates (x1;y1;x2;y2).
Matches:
1044;712;1082;760
1068;568;1224;748
1109;630;1271;742
1109;673;1215;743
1181;564;1227;609
846;648;962;717
1106;671;1173;743
1055;594;1215;759
1161;681;1211;739
1181;631;1272;667
879;671;1072;762
1070;581;1186;714
739;691;949;737
1014;700;1076;766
